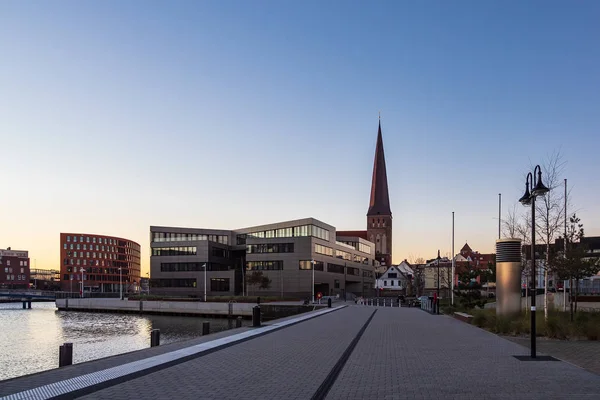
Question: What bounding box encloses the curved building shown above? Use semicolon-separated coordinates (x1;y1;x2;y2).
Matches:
60;233;141;294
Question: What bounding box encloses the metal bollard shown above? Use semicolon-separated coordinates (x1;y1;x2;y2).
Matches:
22;301;26;309
327;298;332;308
236;316;242;328
252;306;261;327
150;329;160;347
28;301;32;309
202;321;210;335
59;343;73;367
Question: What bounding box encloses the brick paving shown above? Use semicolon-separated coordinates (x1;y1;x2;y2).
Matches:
3;305;600;399
78;306;374;400
326;306;600;400
505;336;600;376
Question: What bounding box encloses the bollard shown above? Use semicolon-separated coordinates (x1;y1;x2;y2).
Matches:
327;298;332;308
28;301;32;309
150;329;160;347
202;321;210;335
59;343;73;367
22;301;26;309
252;306;261;327
236;316;242;328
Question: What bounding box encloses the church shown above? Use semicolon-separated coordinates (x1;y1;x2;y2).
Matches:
338;118;393;268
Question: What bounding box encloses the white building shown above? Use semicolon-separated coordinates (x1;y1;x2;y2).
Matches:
375;261;413;291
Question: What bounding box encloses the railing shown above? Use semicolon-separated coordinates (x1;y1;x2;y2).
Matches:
54;292;121;299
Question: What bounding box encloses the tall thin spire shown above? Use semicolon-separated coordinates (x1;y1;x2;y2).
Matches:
367;119;392;216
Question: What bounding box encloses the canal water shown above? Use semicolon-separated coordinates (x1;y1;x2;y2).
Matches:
0;302;247;381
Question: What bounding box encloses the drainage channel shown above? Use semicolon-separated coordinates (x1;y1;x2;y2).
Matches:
311;309;377;400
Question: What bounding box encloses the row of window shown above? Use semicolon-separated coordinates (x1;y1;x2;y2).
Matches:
4;268;26;274
315;244;333;257
246;224;330;241
66;235;139;250
64;274;129;282
247;243;295;254
160;263;230;272
65;251;134;261
299;260;324;271
212;248;228;258
65;267;133;274
149;278;231;291
246;261;284;271
336;249;352;261
327;263;345;274
151;232;229;245
152;247;197;256
339;241;372;255
64;259;136;268
63;243;139;255
3;274;26;281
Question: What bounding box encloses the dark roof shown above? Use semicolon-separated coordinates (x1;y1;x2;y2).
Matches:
336;230;368;240
367;120;392;216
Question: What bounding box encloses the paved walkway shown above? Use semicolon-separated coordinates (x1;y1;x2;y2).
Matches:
2;305;600;399
506;336;600;376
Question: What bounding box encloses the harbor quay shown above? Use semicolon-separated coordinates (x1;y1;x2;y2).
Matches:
1;305;600;400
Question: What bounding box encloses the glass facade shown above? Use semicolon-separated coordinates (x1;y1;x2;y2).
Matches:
247;243;294;254
246;224;330;241
347;267;360;276
315;244;333;257
151;232;228;244
246;260;283;271
210;278;230;292
335;249;352;261
327;263;345;274
339;240;372;254
160;262;230;272
150;278;197;288
152;247;197;256
299;260;324;270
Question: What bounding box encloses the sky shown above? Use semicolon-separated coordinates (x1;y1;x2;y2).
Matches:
1;1;599;275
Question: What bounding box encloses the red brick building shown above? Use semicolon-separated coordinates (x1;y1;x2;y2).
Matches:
60;233;141;294
0;248;30;289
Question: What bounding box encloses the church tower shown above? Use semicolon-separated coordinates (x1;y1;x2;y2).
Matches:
367;119;393;267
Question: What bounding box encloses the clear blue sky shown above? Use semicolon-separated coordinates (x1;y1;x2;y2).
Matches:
1;0;599;272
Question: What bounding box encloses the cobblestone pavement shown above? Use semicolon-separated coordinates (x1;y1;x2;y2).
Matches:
505;336;600;376
78;306;373;400
326;306;600;400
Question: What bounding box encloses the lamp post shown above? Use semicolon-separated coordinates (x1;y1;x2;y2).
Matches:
311;260;316;303
519;164;550;359
452;212;455;306
118;267;123;300
80;268;85;298
202;263;207;302
436;250;441;314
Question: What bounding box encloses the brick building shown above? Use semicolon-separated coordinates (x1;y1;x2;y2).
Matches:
0;248;30;289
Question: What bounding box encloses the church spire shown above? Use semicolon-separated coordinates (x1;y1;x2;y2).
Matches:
367;119;392;216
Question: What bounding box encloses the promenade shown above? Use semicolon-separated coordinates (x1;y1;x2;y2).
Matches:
1;304;599;400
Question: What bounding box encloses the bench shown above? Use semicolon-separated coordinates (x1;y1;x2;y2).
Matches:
453;312;474;323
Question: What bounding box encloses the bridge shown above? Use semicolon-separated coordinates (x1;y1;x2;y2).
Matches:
0;304;599;399
0;290;55;308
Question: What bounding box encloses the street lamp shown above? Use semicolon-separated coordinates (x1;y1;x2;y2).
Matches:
311;260;316;303
519;164;550;359
118;267;123;300
436;250;441;315
202;263;207;302
80;268;85;298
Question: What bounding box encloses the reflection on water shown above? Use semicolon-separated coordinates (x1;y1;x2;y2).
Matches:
0;302;246;381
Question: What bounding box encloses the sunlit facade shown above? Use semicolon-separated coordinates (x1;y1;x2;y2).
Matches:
59;233;141;294
150;218;378;299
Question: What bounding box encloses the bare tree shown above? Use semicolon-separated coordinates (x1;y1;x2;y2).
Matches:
533;150;567;320
407;256;425;297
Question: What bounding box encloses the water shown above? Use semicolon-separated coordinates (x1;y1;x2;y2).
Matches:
0;302;245;381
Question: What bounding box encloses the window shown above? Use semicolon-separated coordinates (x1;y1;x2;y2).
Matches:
6;261;10;266
334;280;340;289
212;248;228;258
335;249;352;261
93;237;96;243
347;267;360;276
247;243;294;254
63;244;67;250
299;260;324;270
161;263;230;272
152;247;197;256
246;261;283;271
87;237;90;243
327;263;345;274
74;236;78;243
390;280;394;286
388;273;397;278
384;280;387;286
77;244;80;250
150;279;197;288
210;278;230;292
67;236;71;242
315;244;333;257
20;268;24;273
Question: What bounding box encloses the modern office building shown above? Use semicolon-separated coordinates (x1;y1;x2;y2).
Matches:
0;248;30;289
30;268;61;290
60;233;141;294
150;218;377;299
